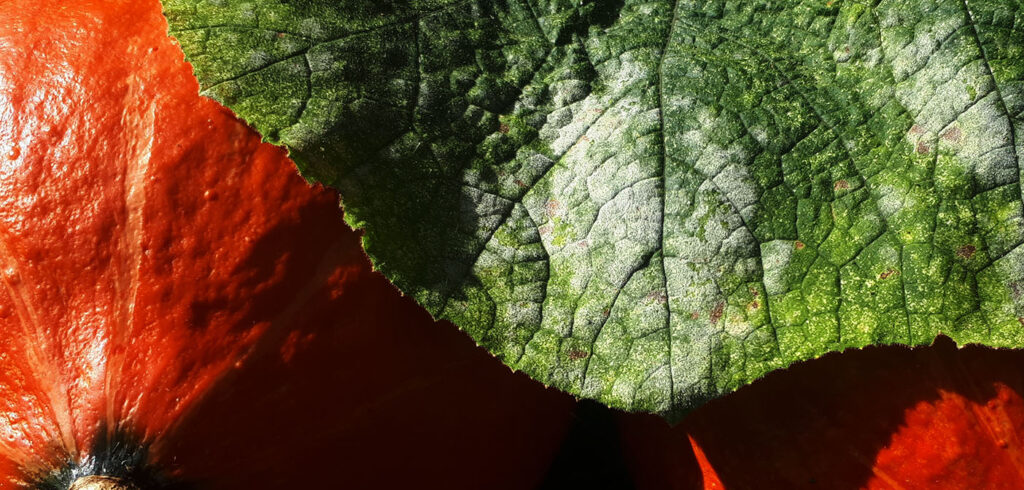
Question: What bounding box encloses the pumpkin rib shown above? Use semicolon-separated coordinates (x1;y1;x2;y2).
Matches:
0;289;64;472
0;233;76;461
105;81;156;451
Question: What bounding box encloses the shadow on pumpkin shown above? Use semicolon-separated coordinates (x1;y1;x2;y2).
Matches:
618;336;1024;489
148;224;576;490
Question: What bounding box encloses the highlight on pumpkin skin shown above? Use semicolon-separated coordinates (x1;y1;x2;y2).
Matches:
0;0;346;468
0;0;576;487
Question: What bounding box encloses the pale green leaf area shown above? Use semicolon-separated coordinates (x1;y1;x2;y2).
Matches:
163;0;1024;419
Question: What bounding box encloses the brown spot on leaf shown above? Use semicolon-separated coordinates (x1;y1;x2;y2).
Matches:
956;244;977;260
538;224;553;236
879;268;899;280
499;122;510;134
514;179;526;188
276;32;286;39
749;300;760;310
909;124;925;135
795;240;805;250
690;312;700;320
568;350;589;360
916;141;931;155
577;134;590;144
710;302;725;324
941;126;962;143
602;308;610;317
545;199;560;217
1018;317;1024;328
646;290;668;304
1010;282;1023;301
833;180;849;191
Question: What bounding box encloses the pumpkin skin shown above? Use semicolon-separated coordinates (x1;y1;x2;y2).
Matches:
618;337;1024;489
0;0;575;488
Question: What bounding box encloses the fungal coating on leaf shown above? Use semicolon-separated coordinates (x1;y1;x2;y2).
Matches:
163;0;1024;419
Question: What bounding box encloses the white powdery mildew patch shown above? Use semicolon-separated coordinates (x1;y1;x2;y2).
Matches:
587;177;661;277
453;186;515;288
978;244;1024;337
748;125;769;148
649;27;768;396
1005;77;1024;209
663;178;754;390
829;3;887;71
276;35;309;55
299;18;324;39
911;57;992;132
245;50;273;71
527;94;650;250
236;3;257;23
586;259;672;408
543;97;604;156
956;92;1019;191
500;45;668;390
876;0;1022;259
691;107;759;224
667;205;741;392
761;240;795;296
878;0;965;84
468;203;547;360
499;153;556;200
543;52;651;156
550;79;591;108
568;177;661;354
527;92;660;336
881;1;1017;196
875;182;915;220
711;160;759;223
461;186;512;233
305;45;336;72
880;0;990;138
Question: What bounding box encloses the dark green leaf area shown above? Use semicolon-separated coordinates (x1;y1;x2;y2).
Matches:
164;0;1024;419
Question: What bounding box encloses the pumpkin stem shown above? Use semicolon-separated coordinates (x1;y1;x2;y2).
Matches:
68;475;140;490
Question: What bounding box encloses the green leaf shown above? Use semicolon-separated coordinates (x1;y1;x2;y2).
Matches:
163;0;1024;419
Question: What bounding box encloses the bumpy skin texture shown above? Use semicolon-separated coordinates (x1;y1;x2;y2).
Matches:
163;0;1024;417
619;338;1024;489
0;0;574;487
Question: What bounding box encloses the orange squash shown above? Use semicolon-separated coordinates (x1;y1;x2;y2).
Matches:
0;1;574;487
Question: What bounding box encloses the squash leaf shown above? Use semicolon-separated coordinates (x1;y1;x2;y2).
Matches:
162;0;1024;419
